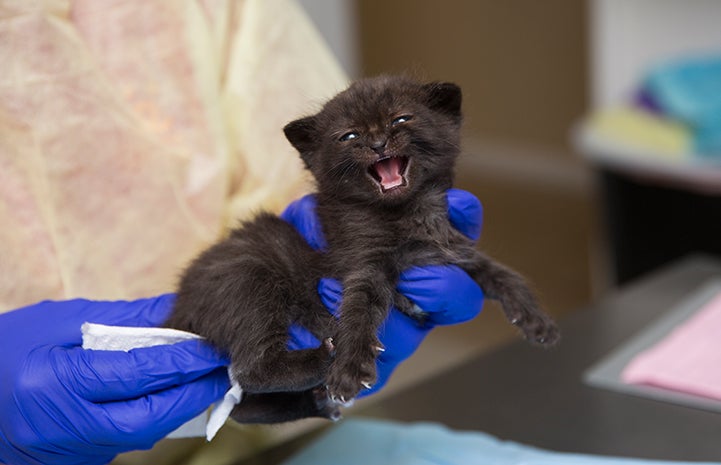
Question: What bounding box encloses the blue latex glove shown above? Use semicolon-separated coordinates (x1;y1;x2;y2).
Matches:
0;295;230;465
281;188;485;396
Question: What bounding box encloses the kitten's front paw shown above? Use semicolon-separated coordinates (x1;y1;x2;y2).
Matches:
325;350;377;404
510;309;560;346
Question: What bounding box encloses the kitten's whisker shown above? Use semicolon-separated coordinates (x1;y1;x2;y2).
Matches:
323;158;361;191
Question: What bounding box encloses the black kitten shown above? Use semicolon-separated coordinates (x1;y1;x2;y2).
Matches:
165;75;559;424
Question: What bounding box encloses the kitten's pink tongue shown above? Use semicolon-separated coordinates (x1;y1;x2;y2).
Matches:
374;157;404;189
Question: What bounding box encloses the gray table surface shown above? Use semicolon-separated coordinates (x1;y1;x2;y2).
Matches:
240;255;721;464
361;254;721;461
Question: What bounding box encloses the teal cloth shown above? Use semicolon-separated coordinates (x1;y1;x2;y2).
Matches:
642;55;721;155
282;418;720;465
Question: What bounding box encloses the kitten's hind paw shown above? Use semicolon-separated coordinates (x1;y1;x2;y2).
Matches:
312;386;343;421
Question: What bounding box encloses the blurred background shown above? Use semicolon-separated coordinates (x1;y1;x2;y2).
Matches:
295;0;721;386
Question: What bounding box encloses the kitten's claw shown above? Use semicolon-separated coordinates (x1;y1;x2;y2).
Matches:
313;386;344;422
509;311;560;347
374;345;385;353
323;337;336;355
361;381;373;389
329;394;354;407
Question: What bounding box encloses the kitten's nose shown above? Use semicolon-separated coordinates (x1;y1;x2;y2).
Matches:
370;138;388;154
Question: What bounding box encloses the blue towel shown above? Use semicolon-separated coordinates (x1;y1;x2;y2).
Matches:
641;55;721;155
281;418;720;465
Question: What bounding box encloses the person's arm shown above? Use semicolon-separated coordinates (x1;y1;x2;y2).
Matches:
0;295;229;465
282;188;485;395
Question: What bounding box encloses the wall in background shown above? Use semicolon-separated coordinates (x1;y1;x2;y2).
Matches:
357;0;589;151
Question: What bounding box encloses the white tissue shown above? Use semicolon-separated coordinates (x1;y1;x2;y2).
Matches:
206;372;243;441
81;323;202;350
81;322;241;441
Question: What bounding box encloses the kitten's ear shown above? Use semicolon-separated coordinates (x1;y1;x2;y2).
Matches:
284;116;318;168
422;82;462;123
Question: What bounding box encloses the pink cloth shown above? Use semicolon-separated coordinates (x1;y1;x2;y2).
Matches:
622;291;721;400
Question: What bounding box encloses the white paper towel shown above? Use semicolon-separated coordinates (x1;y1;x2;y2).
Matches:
81;322;241;441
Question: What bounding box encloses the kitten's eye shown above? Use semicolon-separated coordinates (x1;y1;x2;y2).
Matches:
391;115;413;126
339;131;359;142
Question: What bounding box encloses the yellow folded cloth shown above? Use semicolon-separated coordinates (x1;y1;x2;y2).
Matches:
588;106;692;160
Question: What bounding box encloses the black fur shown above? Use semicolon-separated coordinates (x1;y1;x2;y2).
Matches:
165;75;559;424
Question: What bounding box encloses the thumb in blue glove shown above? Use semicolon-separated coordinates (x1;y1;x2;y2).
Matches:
282;188;485;396
0;296;230;465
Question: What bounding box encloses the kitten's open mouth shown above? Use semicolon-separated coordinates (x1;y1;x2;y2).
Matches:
368;156;410;193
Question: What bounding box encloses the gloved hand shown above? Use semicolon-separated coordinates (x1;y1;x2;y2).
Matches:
281;188;485;396
0;295;230;465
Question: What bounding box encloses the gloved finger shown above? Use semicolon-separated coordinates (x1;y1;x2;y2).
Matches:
317;277;343;317
287;323;322;350
1;295;177;348
377;308;431;363
358;309;431;397
81;294;177;328
52;340;229;402
359;357;397;397
398;265;484;325
447;188;483;241
97;368;229;449
280;194;327;251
